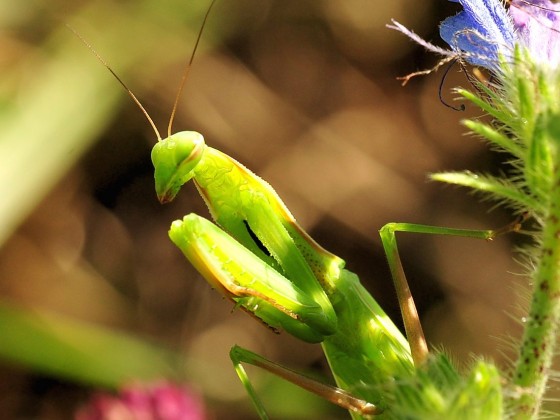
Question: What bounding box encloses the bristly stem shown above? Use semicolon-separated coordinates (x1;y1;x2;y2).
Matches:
508;179;560;418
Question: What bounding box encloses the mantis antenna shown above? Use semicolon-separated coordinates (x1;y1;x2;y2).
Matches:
66;24;162;141
68;0;218;142
167;0;218;138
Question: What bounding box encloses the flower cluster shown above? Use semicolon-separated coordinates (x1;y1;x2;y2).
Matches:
390;0;560;72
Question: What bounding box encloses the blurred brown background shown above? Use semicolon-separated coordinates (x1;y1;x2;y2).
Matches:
0;0;528;418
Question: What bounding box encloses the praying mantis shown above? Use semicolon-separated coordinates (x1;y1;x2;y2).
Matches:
76;2;523;418
156;129;512;418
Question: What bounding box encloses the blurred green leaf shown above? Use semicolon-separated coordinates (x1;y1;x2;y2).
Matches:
0;0;224;247
0;300;182;388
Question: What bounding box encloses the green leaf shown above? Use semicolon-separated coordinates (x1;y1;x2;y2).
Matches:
0;301;181;388
431;171;537;211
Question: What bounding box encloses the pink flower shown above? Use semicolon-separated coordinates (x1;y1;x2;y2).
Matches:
76;382;206;420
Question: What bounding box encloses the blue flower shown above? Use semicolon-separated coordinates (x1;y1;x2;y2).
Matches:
389;0;560;73
439;0;516;68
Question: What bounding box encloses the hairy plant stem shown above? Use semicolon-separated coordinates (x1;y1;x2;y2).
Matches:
509;180;560;418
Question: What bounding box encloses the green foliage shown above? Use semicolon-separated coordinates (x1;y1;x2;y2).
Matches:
387;356;502;420
0;301;181;388
435;49;560;218
432;48;560;418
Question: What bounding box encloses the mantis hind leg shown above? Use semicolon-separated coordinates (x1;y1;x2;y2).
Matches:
378;214;526;366
229;345;380;419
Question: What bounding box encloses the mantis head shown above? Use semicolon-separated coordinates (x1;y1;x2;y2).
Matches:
151;131;206;204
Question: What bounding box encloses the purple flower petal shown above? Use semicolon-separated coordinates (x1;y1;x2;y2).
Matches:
510;0;560;68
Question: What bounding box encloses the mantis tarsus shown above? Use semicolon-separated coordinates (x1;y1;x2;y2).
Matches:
77;2;523;417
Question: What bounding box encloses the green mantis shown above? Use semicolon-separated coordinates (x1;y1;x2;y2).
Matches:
153;130;510;419
77;2;521;417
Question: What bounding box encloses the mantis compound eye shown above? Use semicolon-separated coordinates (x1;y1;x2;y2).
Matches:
151;131;206;203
